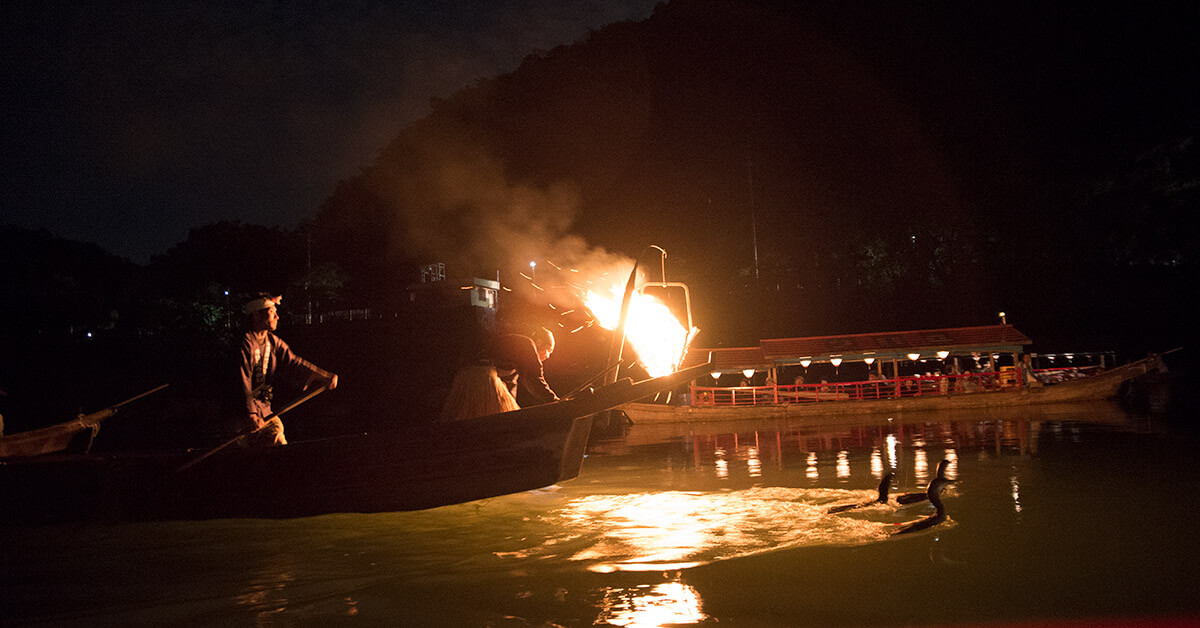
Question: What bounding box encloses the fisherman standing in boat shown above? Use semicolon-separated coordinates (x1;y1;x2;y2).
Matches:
236;293;338;446
439;328;559;422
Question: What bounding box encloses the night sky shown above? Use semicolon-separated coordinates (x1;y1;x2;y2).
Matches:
2;0;659;262
3;1;1198;272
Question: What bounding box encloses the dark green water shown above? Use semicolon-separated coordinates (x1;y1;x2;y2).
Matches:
4;404;1199;626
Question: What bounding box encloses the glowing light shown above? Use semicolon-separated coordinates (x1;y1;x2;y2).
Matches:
800;359;811;368
885;434;898;469
829;357;842;367
710;372;721;380
864;357;875;365
586;275;697;377
907;353;921;361
836;450;850;478
742;368;755;379
806;452;819;480
937;350;950;359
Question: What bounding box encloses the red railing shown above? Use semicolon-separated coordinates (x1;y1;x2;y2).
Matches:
690;370;1031;407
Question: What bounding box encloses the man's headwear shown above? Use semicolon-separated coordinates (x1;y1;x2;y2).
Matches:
244;294;282;314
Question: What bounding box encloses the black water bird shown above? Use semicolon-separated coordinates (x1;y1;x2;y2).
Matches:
896;459;951;505
892;475;953;535
828;472;895;513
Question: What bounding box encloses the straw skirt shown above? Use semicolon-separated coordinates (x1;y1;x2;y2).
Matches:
439;364;521;422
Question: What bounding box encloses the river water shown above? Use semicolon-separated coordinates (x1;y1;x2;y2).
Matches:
4;402;1199;626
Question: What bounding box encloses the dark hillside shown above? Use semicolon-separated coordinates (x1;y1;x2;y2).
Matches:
312;0;1198;352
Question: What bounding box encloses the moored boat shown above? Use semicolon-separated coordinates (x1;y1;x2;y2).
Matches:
0;385;169;459
620;352;1171;424
0;361;711;525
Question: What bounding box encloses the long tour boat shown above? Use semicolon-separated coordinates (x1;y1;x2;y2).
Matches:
619;325;1174;424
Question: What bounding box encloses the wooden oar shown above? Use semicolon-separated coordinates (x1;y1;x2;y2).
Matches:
175;384;329;473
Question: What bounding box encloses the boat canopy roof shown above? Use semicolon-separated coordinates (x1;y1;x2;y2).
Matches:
684;324;1032;372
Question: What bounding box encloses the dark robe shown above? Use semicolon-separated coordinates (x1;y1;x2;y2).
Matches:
482;334;558;405
236;331;330;444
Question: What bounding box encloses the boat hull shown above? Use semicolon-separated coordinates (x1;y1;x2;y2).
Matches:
0;361;714;525
0;422;96;458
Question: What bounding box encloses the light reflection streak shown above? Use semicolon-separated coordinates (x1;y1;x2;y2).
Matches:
595;581;707;627
836;450;851;479
806;452;819;480
1010;475;1022;514
885;434;898;469
714;446;728;479
914;449;929;484
943;449;959;480
747;447;762;478
870;447;883;478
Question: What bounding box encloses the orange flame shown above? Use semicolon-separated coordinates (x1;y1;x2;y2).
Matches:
585;278;697;377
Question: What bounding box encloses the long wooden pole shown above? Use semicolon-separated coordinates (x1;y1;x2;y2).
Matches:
605;263;640;386
78;384;170;425
175;384;328;473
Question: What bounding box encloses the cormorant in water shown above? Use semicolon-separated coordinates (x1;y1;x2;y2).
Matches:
896;459;951;505
828;472;895;513
892;474;953;535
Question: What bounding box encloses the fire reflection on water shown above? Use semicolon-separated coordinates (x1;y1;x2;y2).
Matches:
595;580;707;627
548;488;894;574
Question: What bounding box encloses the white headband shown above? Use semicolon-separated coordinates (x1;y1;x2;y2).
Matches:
243;295;281;314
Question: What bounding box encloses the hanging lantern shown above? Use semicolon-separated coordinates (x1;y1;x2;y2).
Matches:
830;357;842;367
800;359;811;368
937;350;949;359
742;368;755;379
863;357;875;365
907;352;921;361
710;372;721;380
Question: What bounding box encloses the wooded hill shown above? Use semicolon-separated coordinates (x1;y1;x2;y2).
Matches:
309;0;1198;353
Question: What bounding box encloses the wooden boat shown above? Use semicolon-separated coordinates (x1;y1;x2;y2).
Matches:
0;361;711;525
0;385;168;459
619;352;1171;424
